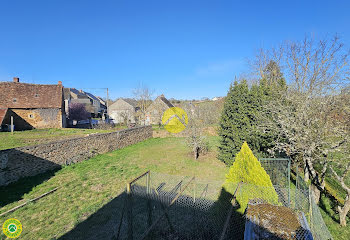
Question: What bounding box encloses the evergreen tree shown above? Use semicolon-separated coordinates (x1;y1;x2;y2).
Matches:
218;61;287;165
218;80;251;165
223;142;279;213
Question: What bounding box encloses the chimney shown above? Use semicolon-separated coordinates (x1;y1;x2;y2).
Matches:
13;77;19;83
80;89;83;93
58;81;62;85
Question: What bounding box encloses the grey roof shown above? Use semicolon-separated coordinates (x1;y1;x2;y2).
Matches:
63;88;71;100
158;95;174;108
69;88;89;99
84;92;99;101
121;98;138;107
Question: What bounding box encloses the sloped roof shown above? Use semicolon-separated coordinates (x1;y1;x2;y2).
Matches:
84;92;99;101
158;94;174;108
0;108;8;125
69;88;89;99
122;98;138;107
63;88;71;100
109;98;138;111
0;82;63;109
96;96;106;105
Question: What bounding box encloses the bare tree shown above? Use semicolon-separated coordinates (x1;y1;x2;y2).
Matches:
328;93;350;226
119;110;129;126
254;35;350;207
183;103;209;159
133;84;154;125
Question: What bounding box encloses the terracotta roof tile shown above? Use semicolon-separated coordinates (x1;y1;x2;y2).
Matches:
0;82;63;109
0;108;8;125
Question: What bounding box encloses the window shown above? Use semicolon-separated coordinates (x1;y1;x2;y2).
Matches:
28;114;34;119
34;93;39;98
13;98;17;102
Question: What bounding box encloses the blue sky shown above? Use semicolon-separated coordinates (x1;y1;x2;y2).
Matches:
0;0;349;100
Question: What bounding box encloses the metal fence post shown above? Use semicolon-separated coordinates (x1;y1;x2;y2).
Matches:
296;164;299;209
288;158;291;207
146;172;152;228
126;183;133;240
193;180;196;203
309;185;313;231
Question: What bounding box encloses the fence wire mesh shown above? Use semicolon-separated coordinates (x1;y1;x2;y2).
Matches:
115;160;333;240
295;175;333;240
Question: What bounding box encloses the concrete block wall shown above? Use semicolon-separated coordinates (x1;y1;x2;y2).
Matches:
0;126;152;186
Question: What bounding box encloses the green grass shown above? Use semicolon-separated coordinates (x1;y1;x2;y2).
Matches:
0;137;227;239
319;194;350;240
291;170;350;239
0;128;125;150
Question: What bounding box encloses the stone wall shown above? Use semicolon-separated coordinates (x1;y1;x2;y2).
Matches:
10;108;63;130
0;126;152;186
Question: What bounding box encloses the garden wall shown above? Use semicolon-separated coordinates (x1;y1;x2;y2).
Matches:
0;126;152;186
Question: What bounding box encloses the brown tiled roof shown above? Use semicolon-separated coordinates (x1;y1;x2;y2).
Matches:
0;108;8;125
0;82;63;109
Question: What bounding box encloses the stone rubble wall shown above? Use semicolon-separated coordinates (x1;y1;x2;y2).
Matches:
0;126;152;186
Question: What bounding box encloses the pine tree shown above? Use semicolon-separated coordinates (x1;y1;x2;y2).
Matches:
218;62;287;165
218;80;251;165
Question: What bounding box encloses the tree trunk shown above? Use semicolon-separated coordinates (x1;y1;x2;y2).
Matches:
304;160;310;182
310;183;321;205
320;161;328;191
339;195;350;227
305;157;321;204
194;147;199;159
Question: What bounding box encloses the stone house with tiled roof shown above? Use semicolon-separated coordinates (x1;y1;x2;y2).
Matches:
0;77;66;130
109;98;140;124
145;94;174;125
63;88;106;118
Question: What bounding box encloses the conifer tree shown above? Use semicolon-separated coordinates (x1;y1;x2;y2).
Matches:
223;142;279;212
226;142;275;186
218;80;251;165
218;62;286;165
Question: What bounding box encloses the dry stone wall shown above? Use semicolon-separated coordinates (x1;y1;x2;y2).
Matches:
0;126;152;186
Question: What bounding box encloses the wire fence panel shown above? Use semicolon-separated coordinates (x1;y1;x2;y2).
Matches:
259;158;290;188
309;194;333;240
115;163;333;240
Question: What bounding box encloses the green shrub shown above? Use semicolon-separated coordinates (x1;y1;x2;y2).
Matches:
223;142;279;212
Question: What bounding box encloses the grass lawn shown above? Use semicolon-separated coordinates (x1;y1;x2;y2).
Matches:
0;128;126;150
0;137;227;239
291;170;350;239
319;194;350;240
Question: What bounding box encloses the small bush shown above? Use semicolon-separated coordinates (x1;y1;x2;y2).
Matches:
223;142;279;212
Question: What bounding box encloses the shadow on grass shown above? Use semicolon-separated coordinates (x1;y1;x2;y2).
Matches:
0;168;59;207
58;181;297;240
318;192;340;224
0;149;61;207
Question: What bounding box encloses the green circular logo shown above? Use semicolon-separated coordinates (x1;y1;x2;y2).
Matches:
3;218;22;238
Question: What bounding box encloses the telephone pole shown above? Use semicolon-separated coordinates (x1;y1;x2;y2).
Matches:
106;88;109;122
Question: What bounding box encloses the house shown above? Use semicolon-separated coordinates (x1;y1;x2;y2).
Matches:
145;94;174;125
64;88;106;118
96;96;107;117
212;96;223;101
0;77;66;130
109;98;139;124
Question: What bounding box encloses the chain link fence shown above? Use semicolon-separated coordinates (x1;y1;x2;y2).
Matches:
114;159;333;240
294;174;333;240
